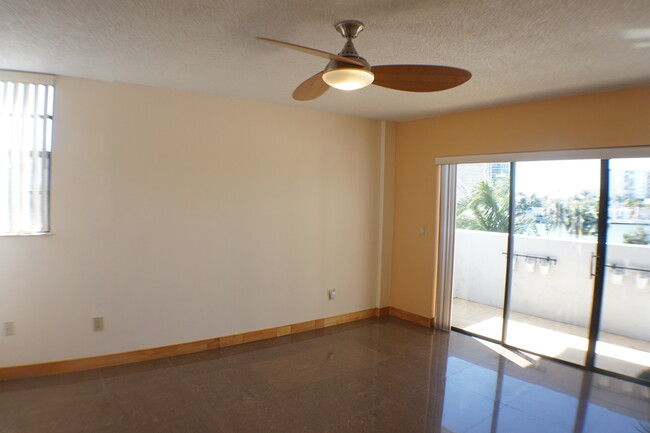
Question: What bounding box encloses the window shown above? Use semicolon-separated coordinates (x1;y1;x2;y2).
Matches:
436;146;650;384
0;71;54;235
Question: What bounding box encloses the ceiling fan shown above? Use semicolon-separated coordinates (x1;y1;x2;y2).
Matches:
257;20;471;101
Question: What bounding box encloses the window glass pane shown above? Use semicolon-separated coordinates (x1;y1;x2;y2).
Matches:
506;160;600;365
0;78;53;235
596;158;650;382
451;162;509;340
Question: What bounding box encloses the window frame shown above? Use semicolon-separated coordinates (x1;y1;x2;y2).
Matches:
0;70;55;236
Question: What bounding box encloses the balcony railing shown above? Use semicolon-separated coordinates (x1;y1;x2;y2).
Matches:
452;229;650;341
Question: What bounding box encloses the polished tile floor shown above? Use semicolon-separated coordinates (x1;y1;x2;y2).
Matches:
0;317;648;432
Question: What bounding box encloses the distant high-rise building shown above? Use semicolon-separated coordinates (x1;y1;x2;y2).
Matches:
456;163;511;201
489;163;510;185
610;169;649;200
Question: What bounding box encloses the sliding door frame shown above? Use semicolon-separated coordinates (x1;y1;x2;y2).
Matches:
585;159;609;368
500;162;516;343
447;156;649;387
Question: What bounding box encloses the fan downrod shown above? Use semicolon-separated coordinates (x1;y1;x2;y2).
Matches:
334;20;365;39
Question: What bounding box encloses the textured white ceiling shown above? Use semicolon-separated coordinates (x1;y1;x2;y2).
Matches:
1;0;649;121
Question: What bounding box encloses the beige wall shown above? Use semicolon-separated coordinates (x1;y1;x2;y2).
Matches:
391;86;650;318
0;77;387;366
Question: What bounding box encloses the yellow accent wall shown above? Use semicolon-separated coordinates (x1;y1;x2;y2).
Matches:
391;86;650;318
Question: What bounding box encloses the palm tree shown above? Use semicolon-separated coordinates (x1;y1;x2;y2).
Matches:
457;180;509;232
543;192;598;238
543;199;568;235
456;180;537;234
565;193;598;237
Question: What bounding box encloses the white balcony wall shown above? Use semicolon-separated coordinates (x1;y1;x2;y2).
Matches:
453;229;650;341
601;243;650;340
452;230;507;308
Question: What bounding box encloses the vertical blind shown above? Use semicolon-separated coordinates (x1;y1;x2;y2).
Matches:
0;71;54;235
434;164;457;331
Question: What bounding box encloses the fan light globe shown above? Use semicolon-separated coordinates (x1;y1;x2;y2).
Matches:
322;68;374;90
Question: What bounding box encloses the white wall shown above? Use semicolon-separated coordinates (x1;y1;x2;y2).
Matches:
453;229;650;340
0;77;386;366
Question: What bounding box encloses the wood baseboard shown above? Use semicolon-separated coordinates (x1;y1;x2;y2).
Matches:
0;307;386;381
388;306;433;328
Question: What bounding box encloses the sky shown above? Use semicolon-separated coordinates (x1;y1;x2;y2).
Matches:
516;158;650;198
515;160;600;198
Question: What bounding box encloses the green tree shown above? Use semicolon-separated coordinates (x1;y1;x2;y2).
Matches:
623;227;650;245
543;192;598;237
543;199;568;234
516;192;543;215
456;180;537;234
624;198;643;208
457;180;509;232
565;194;598;237
566;199;598;236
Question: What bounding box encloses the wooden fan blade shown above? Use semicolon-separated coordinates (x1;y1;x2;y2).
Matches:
371;65;471;92
256;37;364;67
293;72;329;101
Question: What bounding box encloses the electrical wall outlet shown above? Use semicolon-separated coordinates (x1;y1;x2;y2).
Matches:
328;289;336;300
93;317;104;332
4;321;15;336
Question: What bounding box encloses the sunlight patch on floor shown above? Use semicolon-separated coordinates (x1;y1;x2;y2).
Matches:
462;312;650;372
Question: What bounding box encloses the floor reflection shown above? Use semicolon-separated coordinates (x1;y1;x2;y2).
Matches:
0;317;647;432
452;298;650;379
439;333;650;432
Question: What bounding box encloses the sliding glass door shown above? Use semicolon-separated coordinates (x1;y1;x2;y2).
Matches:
448;155;650;384
595;158;650;381
506;159;600;365
451;163;508;340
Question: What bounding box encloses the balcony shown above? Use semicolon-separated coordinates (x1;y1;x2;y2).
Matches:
451;229;650;380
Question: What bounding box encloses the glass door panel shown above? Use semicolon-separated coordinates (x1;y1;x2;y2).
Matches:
595;158;650;382
505;160;601;365
451;163;509;340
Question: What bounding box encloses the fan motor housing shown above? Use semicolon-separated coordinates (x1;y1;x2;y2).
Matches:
335;20;365;39
326;38;371;73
